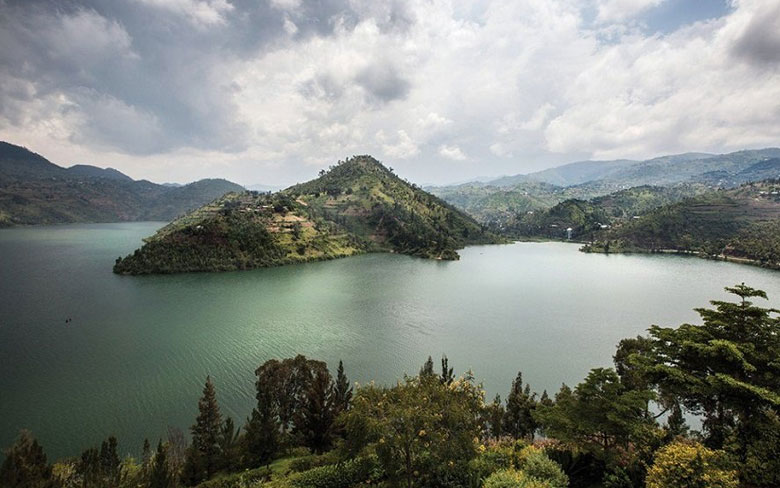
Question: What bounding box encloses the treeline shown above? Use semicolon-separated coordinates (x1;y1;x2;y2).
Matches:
3;284;779;488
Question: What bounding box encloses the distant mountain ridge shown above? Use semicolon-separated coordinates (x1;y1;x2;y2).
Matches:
428;148;780;228
0;141;245;226
114;155;501;274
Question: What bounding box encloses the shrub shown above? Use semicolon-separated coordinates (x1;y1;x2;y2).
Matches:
521;450;568;488
470;447;514;481
646;441;738;488
483;469;552;488
289;457;379;488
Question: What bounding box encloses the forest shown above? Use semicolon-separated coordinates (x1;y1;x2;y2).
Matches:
2;284;778;488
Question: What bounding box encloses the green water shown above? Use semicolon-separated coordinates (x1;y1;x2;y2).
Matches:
1;222;778;460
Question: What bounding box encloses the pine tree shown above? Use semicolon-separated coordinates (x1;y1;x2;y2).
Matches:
487;394;505;440
504;371;538;440
333;360;353;414
149;441;171;488
99;436;120;487
245;384;279;467
219;418;240;471
141;439;152;482
664;401;689;441
0;431;54;488
419;356;435;377
440;355;454;385
183;376;223;484
294;368;336;453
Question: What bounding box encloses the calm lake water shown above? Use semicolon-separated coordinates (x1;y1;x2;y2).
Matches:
1;222;778;460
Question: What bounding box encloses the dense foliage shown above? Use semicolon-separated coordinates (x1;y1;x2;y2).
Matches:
115;156;501;274
3;285;778;488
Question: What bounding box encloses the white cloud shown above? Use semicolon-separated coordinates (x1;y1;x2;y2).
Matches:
2;0;778;185
439;144;467;161
139;0;234;27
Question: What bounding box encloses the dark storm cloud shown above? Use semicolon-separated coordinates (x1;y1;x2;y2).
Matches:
355;63;411;105
731;3;780;65
0;0;415;155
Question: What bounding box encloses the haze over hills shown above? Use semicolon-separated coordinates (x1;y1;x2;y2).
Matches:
428;148;780;228
0;141;245;226
114;155;500;274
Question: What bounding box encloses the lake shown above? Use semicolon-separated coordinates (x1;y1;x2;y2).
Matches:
1;222;778;460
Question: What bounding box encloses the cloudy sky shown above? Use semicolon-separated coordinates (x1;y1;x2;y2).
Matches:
0;0;778;186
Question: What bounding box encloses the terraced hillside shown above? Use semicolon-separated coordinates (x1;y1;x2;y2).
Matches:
114;156;500;274
583;181;780;267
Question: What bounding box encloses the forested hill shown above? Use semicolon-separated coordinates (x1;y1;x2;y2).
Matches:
582;180;780;267
114;156;501;275
0;141;244;226
428;148;780;228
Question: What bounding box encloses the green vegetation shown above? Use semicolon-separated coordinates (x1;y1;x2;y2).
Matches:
582;180;780;268
115;156;501;274
0;141;244;226
3;284;778;488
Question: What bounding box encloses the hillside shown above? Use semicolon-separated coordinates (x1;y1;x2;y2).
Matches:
114;156;500;274
582;181;780;267
0;141;244;226
508;185;708;239
429;149;780;227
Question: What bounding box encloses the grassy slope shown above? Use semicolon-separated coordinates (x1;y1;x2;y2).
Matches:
582;181;780;267
113;192;364;275
285;155;500;259
115;156;502;275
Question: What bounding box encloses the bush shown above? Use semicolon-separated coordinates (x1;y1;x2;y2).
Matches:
470;448;514;481
521;450;568;488
483;469;552;488
646;441;738;488
289;457;379;488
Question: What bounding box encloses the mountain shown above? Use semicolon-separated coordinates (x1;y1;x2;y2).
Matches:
114;155;501;275
507;185;707;239
582;180;780;268
0;141;244;226
66;164;134;182
428;149;780;227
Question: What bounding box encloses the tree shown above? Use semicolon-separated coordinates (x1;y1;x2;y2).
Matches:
504;372;538;439
0;431;55;488
485;394;505;440
183;376;223;484
219;418;241;471
440;355;454;385
149;441;171;488
332;360;353;415
141;439;152;482
644;284;780;457
646;440;737;488
343;373;483;488
294;366;336;453
98;436;120;487
534;368;653;454
419;356;435;377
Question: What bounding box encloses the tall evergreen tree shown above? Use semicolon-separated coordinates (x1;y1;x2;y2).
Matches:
149;441;171;488
333;360;353;415
294;368;336;453
504;371;538;439
244;384;279;467
99;436;120;487
486;394;505;440
664;401;689;441
440;355;454;385
419;356;435;377
78;447;100;488
141;439;152;482
219;418;241;471
183;376;223;484
0;431;54;488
